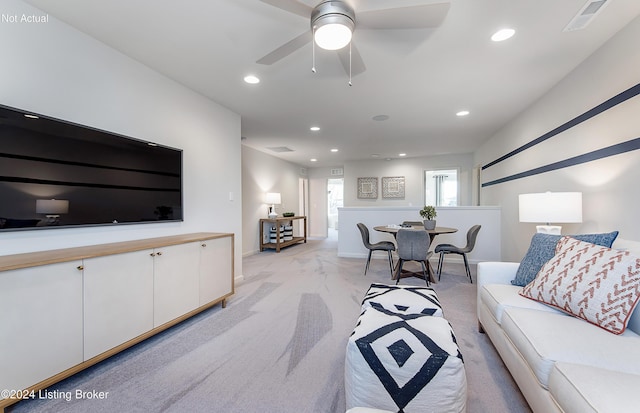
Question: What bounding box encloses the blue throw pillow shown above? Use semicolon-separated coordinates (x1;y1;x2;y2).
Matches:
511;231;619;287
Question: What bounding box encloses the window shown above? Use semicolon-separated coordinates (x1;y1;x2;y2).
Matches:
425;169;458;206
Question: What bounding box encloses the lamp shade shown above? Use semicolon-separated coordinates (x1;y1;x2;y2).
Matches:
519;192;582;224
36;199;69;215
265;192;281;205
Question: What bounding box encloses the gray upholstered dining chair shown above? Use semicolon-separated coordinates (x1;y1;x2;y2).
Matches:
356;223;395;277
395;228;432;285
435;224;481;283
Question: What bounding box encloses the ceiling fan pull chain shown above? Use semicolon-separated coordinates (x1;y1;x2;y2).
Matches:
348;41;352;86
311;26;317;73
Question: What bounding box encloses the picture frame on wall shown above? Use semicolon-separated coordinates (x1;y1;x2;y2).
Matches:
357;177;378;199
382;176;405;199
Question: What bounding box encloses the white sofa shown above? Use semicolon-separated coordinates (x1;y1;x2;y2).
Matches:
477;238;640;413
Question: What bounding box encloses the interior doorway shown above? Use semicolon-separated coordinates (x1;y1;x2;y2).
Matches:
327;178;343;240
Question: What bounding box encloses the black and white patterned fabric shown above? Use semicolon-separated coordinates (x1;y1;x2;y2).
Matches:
345;307;466;413
361;283;444;318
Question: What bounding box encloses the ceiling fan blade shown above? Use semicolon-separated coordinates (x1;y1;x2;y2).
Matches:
358;3;451;30
338;43;366;77
259;0;313;18
256;31;312;65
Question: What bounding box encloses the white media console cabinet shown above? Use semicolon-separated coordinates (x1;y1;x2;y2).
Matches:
0;232;234;412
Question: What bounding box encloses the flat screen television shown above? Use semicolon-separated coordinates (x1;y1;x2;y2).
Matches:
0;104;183;232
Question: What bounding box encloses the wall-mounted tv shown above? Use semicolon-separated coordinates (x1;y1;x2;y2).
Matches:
0;104;183;232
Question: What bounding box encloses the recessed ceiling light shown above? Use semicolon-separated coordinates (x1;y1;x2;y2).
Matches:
372;115;389;121
24;114;39;119
243;75;260;84
456;110;470;117
310;126;320;131
330;148;338;152
310;158;318;162
371;154;380;158
398;153;406;157
491;28;515;42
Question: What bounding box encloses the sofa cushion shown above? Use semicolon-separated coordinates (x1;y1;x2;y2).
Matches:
501;307;640;389
549;362;640;413
613;238;640;256
511;232;619;287
480;284;564;325
520;236;640;334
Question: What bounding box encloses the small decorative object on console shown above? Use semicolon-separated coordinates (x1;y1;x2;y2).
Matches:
283;212;295;217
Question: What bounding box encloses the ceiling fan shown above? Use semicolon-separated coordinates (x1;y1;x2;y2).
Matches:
257;0;451;80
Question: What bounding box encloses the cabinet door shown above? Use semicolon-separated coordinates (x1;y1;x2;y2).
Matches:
0;262;83;392
83;250;154;360
153;242;200;327
199;236;233;305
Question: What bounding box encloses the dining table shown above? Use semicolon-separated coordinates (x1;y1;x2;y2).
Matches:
373;225;458;283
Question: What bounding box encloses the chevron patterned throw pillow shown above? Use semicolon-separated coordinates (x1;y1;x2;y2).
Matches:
520;236;640;334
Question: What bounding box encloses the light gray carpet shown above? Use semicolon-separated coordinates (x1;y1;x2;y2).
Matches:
10;236;530;413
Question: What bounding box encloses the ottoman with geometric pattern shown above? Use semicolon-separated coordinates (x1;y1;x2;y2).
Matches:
361;283;444;318
346;285;467;413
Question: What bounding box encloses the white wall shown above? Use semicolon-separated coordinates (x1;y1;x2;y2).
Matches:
241;146;305;255
344;154;475;207
0;0;243;277
303;155;476;238
475;15;640;262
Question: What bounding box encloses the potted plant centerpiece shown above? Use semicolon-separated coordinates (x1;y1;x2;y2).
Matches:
419;205;437;230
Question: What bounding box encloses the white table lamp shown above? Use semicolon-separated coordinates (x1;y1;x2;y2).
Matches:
265;192;281;219
519;192;582;235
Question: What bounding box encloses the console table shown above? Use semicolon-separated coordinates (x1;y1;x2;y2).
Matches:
0;232;234;413
259;216;307;252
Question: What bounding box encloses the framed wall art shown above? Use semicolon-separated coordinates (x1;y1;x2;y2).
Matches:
357;177;378;199
382;176;405;199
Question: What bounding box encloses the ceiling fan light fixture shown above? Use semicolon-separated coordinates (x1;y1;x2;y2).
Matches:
314;20;353;50
311;1;355;51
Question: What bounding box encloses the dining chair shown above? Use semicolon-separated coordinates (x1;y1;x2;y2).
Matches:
395;228;432;285
356;223;395;277
435;224;481;283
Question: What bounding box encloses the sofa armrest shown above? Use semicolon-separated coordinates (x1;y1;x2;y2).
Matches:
477;262;521;331
477;261;520;291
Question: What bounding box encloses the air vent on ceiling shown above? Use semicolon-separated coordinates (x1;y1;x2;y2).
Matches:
563;0;609;32
331;168;344;176
267;146;294;153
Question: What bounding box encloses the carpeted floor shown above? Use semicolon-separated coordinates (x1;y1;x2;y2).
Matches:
9;236;530;413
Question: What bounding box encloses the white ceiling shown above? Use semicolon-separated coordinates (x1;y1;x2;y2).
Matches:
24;0;640;167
